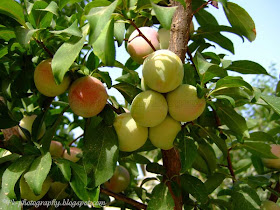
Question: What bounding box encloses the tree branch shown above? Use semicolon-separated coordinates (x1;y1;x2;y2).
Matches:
269;181;280;202
162;1;193;209
100;187;147;209
227;148;236;183
34;38;53;58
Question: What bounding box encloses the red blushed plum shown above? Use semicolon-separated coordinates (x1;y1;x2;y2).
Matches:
68;76;108;118
34;59;71;97
63;147;82;163
262;144;280;169
127;27;160;64
104;165;130;193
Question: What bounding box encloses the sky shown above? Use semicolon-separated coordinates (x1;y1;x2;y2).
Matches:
104;0;280;104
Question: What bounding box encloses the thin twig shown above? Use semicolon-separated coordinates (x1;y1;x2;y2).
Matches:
129;20;157;52
100;187;147;210
68;133;84;146
107;102;123;114
193;0;211;15
227;148;236;183
34;38;53;58
269;181;280;202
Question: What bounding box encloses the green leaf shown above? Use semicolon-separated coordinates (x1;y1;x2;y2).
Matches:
215;76;253;92
0;26;15;41
223;2;256;42
59;0;84;10
1;156;34;199
151;3;177;30
193;52;227;84
0;101;18;129
24;152;52;195
260;94;280;116
92;19;115;66
114;21;125;47
226;60;268;75
15;27;38;48
28;1;53;28
181;174;208;203
250;155;265;175
50;20;82;37
55;159;71;182
195;7;218;26
146;163;166;175
83;120;119;187
70;163;100;202
86;0;118;45
37;1;58;16
246;131;275;143
113;82;142;104
231;191;258;210
197;142;217;174
147;183;175;210
52;24;89;84
216;102;249;138
0;190;21;210
179;137;198;173
198;127;228;158
204;173;226;194
241;141;277;159
84;0;112;15
0;0;26;26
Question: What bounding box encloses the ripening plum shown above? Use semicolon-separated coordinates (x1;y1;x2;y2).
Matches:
48;182;69;200
131;90;168;127
140;77;150;91
142;50;184;93
49;141;63;157
166;84;206;122
104;165;130;193
18;115;46;140
127;27;160;64
113;113;148;152
262;144;280;169
20;176;52;201
63;147;82;163
34;59;71;97
260;200;280;210
149;115;181;150
68;76;108;118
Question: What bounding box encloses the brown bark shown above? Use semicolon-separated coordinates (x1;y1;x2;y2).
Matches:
163;1;193;209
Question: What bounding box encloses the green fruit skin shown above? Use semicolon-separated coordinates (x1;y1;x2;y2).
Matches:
158;28;170;49
18;115;46;140
131;90;168;127
48;182;69;200
140;77;151;91
50;141;63;157
20;176;52;201
149;115;181;150
142;50;184;93
260;200;280;210
262;144;280;169
166;84;206;122
113;113;148;152
104;165;130;193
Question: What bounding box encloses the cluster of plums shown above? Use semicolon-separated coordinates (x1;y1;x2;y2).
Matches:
114;27;206;151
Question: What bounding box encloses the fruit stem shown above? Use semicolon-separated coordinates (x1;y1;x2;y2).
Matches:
34;38;53;58
269;181;280;202
129;20;157;52
100;187;147;209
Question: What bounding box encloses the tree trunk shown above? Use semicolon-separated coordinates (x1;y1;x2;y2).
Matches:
162;1;193;209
